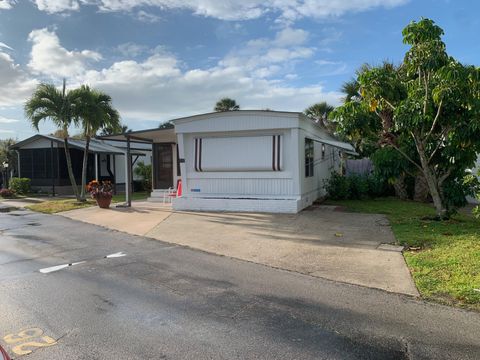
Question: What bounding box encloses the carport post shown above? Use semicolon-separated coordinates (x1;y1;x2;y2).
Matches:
126;136;132;207
94;153;99;181
50;140;55;196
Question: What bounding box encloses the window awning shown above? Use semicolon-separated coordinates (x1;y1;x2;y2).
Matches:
311;136;358;155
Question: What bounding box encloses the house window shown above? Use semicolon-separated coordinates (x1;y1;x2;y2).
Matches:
194;135;282;172
305;138;314;177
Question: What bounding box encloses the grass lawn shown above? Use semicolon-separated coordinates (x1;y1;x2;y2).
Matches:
26;191;150;214
325;198;480;310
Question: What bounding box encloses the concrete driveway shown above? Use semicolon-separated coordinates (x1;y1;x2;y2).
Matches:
60;202;418;296
61;201;172;237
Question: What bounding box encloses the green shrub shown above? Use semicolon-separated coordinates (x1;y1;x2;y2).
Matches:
9;177;31;195
325;172;390;200
348;174;369;199
134;162;152;192
324;172;351;200
366;173;389;197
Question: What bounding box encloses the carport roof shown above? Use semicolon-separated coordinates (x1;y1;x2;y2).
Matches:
12;134;145;155
97;127;176;143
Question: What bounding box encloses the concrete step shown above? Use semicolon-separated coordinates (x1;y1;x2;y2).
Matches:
147;197;169;202
148;189;176;203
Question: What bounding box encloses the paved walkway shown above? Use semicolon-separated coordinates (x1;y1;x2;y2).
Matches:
58;202;418;296
0;196;66;208
60;201;172;236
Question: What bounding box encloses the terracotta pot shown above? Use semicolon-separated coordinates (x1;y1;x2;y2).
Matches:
96;196;112;209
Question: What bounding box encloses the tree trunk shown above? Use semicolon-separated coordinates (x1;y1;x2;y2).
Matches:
413;174;430;202
393;173;409;200
63;138;81;201
79;136;90;201
416;139;448;218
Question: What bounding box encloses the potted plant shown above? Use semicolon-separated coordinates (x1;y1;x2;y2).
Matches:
87;180;113;208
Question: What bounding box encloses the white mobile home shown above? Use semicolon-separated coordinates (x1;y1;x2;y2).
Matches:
173;111;355;212
110;111;355;213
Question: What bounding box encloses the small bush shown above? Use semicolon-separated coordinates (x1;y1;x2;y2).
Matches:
325;172;390;200
366;173;389;197
134;162;152;192
324;172;351;200
348;174;369;199
0;188;15;198
9;178;31;195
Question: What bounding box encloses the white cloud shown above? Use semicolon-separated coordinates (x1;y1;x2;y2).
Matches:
76;28;340;120
0;42;13;51
136;10;161;23
0;0;15;10
220;28;314;76
28;28;102;78
274;27;309;47
0;116;19;123
85;61;342;121
7;27;342;125
84;52;181;85
34;0;79;13
23;0;408;22
117;42;148;57
315;59;348;76
0;52;37;106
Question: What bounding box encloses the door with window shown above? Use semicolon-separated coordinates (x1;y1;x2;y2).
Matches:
153;144;173;189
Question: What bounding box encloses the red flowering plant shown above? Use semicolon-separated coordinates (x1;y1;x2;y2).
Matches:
86;180;113;199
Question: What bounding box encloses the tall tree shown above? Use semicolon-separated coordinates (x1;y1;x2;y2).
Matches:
25;80;83;201
335;18;480;218
333;72;410;199
304;102;335;131
73;85;120;201
214;98;240;112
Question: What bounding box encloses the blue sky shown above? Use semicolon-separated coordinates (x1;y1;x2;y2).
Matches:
0;0;478;139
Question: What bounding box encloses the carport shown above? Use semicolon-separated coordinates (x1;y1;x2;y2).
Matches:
98;126;177;206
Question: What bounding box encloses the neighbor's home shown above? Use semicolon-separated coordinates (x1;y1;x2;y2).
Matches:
102;110;356;213
11;134;151;194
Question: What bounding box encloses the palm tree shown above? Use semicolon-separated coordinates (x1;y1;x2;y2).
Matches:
99;123;129;136
304;102;335;130
25;79;82;201
214;98;240;112
73;85;120;201
340;79;361;103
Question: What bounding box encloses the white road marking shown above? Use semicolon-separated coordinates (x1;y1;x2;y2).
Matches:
39;264;69;274
71;261;86;266
105;252;127;258
39;252;126;273
39;261;86;274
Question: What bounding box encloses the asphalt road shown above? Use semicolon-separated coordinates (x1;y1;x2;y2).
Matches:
0;208;479;360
